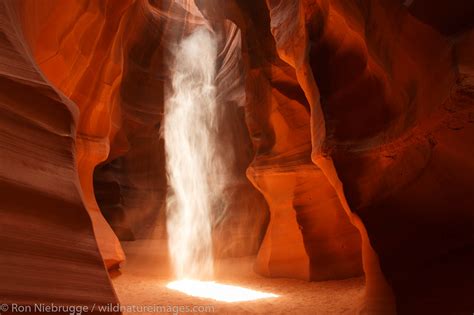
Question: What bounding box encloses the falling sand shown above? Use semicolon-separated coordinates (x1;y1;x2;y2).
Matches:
163;27;227;280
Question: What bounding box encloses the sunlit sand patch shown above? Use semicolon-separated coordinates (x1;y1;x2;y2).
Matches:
166;279;279;302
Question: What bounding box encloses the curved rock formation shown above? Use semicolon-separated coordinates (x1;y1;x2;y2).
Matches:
198;0;474;313
0;0;118;311
197;0;364;285
18;0;133;269
0;0;473;314
90;0;269;258
264;0;474;313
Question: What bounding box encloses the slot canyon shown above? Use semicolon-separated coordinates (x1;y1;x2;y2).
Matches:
0;0;473;314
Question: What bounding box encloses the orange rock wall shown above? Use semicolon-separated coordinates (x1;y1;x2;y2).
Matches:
0;0;118;311
18;0;133;268
197;0;364;283
264;0;474;313
199;0;474;313
1;0;473;314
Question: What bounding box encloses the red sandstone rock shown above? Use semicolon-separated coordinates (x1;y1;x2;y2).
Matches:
19;0;132;268
1;0;473;314
0;0;118;311
264;0;474;313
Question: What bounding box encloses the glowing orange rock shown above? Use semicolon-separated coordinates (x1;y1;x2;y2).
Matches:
0;0;118;309
19;0;132;268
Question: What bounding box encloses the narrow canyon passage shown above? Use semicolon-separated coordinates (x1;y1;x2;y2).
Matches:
119;25;363;310
0;0;473;315
105;9;364;312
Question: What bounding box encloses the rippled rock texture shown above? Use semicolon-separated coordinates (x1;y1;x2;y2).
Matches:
0;0;473;314
0;0;119;311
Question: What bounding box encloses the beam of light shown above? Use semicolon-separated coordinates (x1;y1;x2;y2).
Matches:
163;27;228;279
166;280;279;302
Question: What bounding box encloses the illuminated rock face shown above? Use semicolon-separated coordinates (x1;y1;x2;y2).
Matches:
0;0;118;310
258;0;474;314
0;0;473;314
19;0;132;269
198;0;474;313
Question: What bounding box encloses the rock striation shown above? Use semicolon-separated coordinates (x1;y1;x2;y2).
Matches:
0;0;118;311
0;0;473;314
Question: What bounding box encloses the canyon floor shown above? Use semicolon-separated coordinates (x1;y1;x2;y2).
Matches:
112;241;365;314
